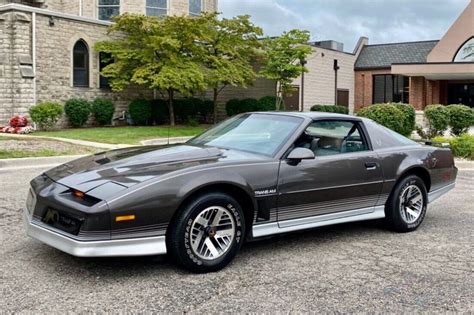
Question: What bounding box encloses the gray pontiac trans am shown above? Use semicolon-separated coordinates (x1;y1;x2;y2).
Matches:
24;112;457;273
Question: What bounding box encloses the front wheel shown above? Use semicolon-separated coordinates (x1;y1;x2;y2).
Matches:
167;192;245;273
385;175;428;232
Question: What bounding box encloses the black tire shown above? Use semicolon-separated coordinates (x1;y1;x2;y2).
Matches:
167;192;245;273
385;175;428;233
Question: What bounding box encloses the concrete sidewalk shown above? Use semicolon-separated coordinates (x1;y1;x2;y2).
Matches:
0;133;192;149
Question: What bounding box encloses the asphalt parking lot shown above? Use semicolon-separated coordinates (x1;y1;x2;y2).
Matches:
1;165;472;313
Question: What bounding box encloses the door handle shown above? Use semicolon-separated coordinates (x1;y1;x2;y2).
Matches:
365;162;378;170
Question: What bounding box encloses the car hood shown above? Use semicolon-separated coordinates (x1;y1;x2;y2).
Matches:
44;145;225;193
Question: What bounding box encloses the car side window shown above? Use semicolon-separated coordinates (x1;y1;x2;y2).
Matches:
295;120;369;156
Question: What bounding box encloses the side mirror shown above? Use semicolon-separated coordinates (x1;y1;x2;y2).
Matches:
287;147;315;162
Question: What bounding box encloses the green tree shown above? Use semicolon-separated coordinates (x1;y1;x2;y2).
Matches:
199;13;263;123
260;30;312;110
95;14;207;126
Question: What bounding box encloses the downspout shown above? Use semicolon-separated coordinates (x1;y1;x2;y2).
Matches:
32;12;36;106
79;0;83;16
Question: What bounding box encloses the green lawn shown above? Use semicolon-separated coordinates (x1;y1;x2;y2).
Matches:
33;125;208;145
0;148;78;159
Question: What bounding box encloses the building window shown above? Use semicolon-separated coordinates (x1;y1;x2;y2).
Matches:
373;74;409;104
99;52;112;89
73;40;89;87
189;0;202;16
98;0;120;21
146;0;168;16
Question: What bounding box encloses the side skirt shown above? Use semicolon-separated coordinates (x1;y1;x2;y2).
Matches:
252;206;385;238
428;183;455;203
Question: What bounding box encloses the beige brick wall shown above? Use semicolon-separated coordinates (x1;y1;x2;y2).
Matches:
292;46;357;113
42;0;218;18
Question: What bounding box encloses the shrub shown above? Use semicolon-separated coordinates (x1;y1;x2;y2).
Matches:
240;98;260;112
258;96;278;111
447;104;474;136
174;98;196;123
423;105;450;138
129;99;153;125
310;105;349;115
225;99;241;116
357;104;405;135
29;102;63;130
64;98;91;127
151;99;169;125
200;100;214;123
393;103;416;137
433;134;474;160
92;98;115;126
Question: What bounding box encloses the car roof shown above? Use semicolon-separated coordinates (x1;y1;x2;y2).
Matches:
250;111;363;121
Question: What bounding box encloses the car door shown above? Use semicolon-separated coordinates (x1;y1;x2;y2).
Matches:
277;119;383;228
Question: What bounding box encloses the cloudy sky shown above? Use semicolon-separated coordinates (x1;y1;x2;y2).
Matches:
220;0;470;52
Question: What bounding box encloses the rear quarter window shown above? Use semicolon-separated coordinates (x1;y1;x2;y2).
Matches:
364;119;419;149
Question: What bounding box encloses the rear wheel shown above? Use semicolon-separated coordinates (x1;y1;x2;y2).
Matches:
167;192;245;273
385;175;428;232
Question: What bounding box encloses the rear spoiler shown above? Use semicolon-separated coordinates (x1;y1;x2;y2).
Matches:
416;140;451;148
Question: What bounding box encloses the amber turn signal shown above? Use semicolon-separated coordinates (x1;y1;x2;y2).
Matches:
72;190;85;198
115;215;136;222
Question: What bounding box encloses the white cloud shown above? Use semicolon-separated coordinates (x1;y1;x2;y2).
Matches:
219;0;470;51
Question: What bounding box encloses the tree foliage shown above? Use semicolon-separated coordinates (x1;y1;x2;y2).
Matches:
260;30;312;110
199;13;263;123
95;14;207;126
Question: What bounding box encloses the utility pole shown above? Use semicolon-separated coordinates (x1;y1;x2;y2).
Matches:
300;58;307;112
334;59;340;105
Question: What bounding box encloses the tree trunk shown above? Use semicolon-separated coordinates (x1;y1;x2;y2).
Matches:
275;82;282;111
213;87;219;124
168;89;175;126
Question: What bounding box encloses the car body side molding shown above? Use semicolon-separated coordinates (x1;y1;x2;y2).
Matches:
428;183;455;203
252;206;386;238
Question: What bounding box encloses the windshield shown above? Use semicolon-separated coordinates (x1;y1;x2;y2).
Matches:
188;113;303;156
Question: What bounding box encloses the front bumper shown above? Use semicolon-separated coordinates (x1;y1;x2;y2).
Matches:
23;207;167;257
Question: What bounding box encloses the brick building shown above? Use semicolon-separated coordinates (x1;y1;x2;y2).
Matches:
354;0;474;115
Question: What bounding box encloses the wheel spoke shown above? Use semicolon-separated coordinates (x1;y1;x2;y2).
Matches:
194;216;209;227
215;228;233;238
204;237;219;257
406;207;419;218
410;194;422;204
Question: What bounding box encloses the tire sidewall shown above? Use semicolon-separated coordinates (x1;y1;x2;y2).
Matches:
172;193;245;272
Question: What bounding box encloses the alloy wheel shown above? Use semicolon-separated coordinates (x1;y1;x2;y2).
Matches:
399;185;424;224
190;206;236;260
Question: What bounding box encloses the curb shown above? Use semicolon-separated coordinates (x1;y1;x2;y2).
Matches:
454;159;474;170
0;133;131;149
140;136;193;146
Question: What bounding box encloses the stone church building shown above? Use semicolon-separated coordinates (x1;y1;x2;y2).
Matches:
0;0;218;124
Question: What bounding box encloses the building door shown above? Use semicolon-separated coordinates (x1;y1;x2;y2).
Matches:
337;89;349;108
448;84;474;108
283;86;300;111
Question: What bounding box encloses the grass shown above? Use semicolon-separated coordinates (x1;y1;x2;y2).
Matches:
0;148;78;159
33;125;208;145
